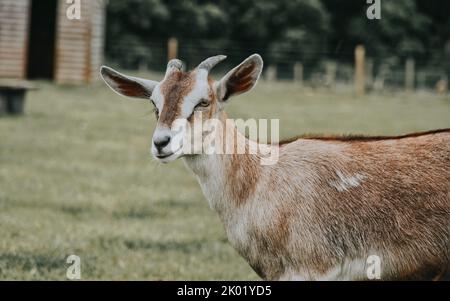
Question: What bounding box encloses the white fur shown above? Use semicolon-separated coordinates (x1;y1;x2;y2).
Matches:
150;85;164;111
318;258;368;280
180;69;210;118
329;171;366;192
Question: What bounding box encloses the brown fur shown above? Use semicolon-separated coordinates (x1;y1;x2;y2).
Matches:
108;72;152;98
227;151;260;206
159;70;196;125
239;131;450;280
205;77;217;120
223;62;258;100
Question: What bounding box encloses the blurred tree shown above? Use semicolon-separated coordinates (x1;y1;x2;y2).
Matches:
320;0;365;58
106;0;228;68
416;0;450;51
106;0;170;68
348;0;432;64
105;0;330;69
416;0;450;77
105;0;449;75
222;0;330;65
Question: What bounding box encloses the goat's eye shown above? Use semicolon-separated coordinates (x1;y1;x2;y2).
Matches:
196;100;210;109
150;100;159;117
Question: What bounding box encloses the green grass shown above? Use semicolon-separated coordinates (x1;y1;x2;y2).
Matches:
0;78;449;280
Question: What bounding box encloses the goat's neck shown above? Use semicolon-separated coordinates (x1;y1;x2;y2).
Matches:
183;111;261;216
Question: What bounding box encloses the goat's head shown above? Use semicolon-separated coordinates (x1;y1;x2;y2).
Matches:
100;54;263;162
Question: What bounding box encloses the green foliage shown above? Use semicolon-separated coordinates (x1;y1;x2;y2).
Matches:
106;0;330;68
105;0;449;73
349;0;432;62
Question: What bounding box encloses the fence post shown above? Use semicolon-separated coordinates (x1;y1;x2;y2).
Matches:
355;45;365;96
293;62;303;86
405;58;415;92
266;65;277;82
167;37;178;61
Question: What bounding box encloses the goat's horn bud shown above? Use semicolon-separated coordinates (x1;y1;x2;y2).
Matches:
197;55;227;72
165;59;184;76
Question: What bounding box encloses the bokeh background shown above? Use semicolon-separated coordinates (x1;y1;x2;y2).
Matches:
0;0;449;280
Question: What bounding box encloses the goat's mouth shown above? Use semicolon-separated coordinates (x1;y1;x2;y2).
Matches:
153;145;183;163
155;153;173;159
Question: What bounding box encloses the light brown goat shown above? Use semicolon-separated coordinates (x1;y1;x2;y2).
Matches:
101;54;450;280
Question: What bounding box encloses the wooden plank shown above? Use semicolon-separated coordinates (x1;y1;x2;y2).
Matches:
55;0;88;84
0;31;27;40
0;40;27;48
0;9;28;16
58;45;88;53
0;0;29;6
0;55;24;62
57;71;85;79
57;68;85;75
0;0;29;79
57;51;87;59
57;39;87;46
0;51;24;58
56;74;86;82
354;45;365;96
87;0;105;82
57;60;87;68
57;65;87;72
0;70;22;76
0;18;28;27
53;0;106;84
0;64;23;70
0;69;23;77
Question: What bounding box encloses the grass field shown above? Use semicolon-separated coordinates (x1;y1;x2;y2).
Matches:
0;77;449;280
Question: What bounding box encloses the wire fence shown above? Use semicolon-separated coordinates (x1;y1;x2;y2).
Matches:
105;37;450;94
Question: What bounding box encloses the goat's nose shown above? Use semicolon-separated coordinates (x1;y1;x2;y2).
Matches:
153;135;171;150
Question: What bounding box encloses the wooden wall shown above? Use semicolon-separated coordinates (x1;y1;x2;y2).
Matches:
89;0;106;83
0;0;105;84
55;0;105;84
0;0;30;79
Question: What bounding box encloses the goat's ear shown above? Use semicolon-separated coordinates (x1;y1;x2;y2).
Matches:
216;54;263;102
100;66;158;99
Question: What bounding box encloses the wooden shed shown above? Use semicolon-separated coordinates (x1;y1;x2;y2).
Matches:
0;0;105;84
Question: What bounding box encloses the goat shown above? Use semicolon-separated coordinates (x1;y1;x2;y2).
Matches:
101;54;450;280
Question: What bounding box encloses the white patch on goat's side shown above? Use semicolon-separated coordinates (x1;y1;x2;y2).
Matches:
318;258;368;280
278;258;368;280
180;69;210;118
278;271;309;281
329;171;366;192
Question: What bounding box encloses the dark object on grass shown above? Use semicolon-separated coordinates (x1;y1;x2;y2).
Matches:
0;80;36;115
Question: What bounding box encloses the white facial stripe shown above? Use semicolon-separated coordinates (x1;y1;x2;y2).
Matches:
150;86;164;112
180;69;210;118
